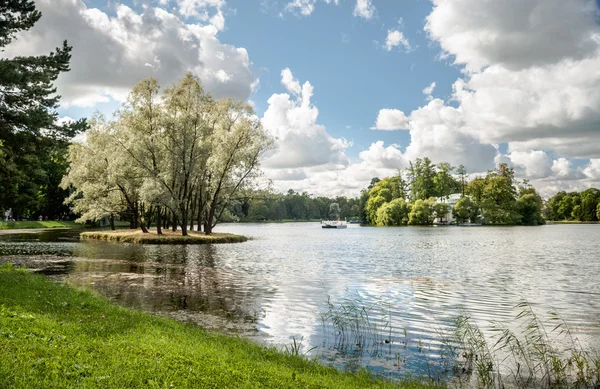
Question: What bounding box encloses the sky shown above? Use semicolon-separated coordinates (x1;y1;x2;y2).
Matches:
4;0;600;197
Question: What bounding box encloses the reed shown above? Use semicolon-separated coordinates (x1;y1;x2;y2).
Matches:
452;302;600;389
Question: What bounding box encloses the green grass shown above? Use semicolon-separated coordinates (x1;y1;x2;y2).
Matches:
0;221;85;230
0;264;440;388
80;229;248;245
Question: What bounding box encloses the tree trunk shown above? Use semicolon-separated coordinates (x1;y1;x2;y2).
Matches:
172;212;177;232
204;205;215;235
140;203;149;233
180;207;188;236
109;214;115;230
156;206;162;235
146;205;153;229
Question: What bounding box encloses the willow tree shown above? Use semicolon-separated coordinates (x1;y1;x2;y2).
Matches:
64;74;271;236
200;98;272;234
61;116;140;229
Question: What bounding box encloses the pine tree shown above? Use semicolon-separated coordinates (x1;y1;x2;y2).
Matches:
0;0;85;218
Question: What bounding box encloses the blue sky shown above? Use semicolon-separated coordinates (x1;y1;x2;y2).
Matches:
62;0;462;159
12;0;600;196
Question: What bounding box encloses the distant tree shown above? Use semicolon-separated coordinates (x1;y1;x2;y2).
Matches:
597;201;600;222
452;197;479;224
328;202;341;219
434;162;457;200
375;198;410;226
456;164;467;197
516;193;545;225
579;188;600;221
408;197;437;225
408;158;437;200
433;202;450;223
557;194;575;220
479;164;520;224
248;200;269;220
547;191;567;220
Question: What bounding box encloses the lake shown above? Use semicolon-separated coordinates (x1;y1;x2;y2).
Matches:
1;223;599;382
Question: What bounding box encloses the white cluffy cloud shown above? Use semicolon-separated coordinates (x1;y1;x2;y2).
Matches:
371;109;409;131
353;0;375;20
0;0;254;108
261;68;350;171
262;70;413;196
285;0;339;16
422;0;600;159
422;82;436;97
367;0;600;196
385;30;410;51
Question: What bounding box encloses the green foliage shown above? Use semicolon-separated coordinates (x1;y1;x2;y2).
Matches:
452;197;480;224
408;158;438;201
408;197;437;225
362;161;545;226
579;188;600;221
516;193;545;226
0;0;86;219
365;177;407;223
433;162;458;200
235;191;361;222
546;189;600;222
63;75;271;235
0;266;413;388
0;221;82;230
375;198;410;226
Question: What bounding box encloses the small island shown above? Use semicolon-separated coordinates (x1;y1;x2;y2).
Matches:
81;230;247;245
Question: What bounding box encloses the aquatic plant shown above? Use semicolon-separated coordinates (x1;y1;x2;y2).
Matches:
452;302;600;389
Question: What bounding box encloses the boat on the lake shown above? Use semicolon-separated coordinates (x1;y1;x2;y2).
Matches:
321;219;347;229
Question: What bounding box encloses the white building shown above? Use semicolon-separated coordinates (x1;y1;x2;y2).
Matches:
435;193;463;225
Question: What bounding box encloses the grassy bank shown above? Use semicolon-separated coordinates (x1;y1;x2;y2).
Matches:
0;221;83;230
81;229;248;244
0;265;438;388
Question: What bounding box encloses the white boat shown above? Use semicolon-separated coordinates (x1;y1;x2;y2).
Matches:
321;219;347;229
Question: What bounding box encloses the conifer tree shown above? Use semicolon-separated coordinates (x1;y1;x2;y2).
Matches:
0;0;84;218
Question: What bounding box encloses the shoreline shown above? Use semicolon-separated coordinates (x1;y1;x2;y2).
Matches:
0;265;431;388
80;229;248;244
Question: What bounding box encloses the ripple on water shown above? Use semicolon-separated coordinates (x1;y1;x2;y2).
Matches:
1;223;599;382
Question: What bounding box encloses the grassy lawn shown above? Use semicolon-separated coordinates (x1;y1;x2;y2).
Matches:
80;229;248;244
0;221;85;230
0;264;440;388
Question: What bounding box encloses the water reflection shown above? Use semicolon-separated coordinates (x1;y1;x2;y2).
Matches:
1;224;599;382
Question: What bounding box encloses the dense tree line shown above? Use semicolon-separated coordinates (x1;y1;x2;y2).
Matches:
361;159;545;226
227;190;361;221
546;189;600;222
0;0;86;220
62;76;272;235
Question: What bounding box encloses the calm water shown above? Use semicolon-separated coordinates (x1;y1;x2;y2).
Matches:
1;224;599;381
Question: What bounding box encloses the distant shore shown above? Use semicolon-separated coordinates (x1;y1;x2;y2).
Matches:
546;220;599;224
81;229;248;244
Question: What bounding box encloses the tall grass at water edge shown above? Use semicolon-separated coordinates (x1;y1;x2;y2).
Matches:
320;293;600;388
